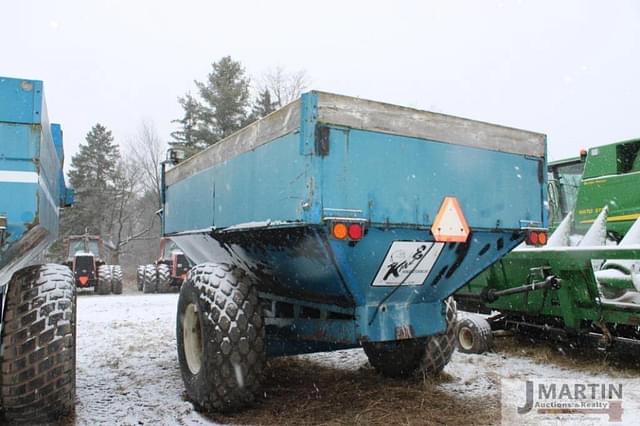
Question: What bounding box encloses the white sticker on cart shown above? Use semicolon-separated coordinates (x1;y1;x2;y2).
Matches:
372;241;444;286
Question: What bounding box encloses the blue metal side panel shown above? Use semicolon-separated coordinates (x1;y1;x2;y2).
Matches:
0;77;44;124
320;127;545;229
226;228;350;303
328;228;520;304
38;118;62;219
164;131;309;234
51;123;64;162
0;124;39;168
216;225;523;342
165;168;214;232
0;77;64;270
51;123;68;206
0;183;39;244
0;122;40;247
0;121;60;245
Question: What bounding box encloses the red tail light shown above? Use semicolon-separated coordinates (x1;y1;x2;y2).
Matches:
348;223;363;240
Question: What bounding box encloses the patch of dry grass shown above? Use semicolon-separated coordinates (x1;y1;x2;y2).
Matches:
495;335;640;376
205;357;499;426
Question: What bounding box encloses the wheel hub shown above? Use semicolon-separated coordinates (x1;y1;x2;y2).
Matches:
183;303;203;375
458;326;474;351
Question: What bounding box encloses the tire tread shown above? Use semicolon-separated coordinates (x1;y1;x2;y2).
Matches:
1;264;76;423
178;262;265;412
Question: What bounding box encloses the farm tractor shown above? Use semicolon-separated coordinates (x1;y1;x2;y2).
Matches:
137;237;191;293
63;233;123;294
455;138;640;355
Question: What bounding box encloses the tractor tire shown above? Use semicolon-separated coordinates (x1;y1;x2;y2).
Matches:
363;297;457;378
142;264;158;294
96;265;112;295
157;264;172;293
0;264;76;423
177;263;265;413
136;265;144;291
111;265;123;294
456;314;493;354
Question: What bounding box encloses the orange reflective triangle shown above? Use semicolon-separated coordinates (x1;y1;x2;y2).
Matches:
431;196;470;243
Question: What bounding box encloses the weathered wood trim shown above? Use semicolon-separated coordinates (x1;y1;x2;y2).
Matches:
165;100;301;185
166;91;546;186
316;92;545;158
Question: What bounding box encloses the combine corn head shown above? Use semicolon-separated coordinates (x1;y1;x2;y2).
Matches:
455;139;640;354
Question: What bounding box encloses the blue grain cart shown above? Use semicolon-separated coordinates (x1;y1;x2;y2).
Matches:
163;91;547;412
0;76;76;422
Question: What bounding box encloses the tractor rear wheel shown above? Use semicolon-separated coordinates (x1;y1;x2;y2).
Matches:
96;265;112;295
157;264;172;293
111;265;123;294
136;265;144;291
0;264;76;423
363;297;457;378
142;264;157;293
177;263;265;413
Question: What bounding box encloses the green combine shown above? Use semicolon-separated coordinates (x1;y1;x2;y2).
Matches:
455;138;640;354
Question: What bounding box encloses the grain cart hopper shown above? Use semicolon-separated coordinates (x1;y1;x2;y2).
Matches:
138;237;191;293
162;91;548;412
63;233;123;294
0;76;76;422
455;139;640;355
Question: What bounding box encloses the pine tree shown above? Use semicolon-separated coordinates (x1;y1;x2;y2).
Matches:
250;89;276;120
171;56;250;157
65;123;120;236
196;56;250;141
169;92;206;156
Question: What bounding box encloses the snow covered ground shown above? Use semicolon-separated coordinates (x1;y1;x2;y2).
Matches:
73;291;640;425
74;292;204;425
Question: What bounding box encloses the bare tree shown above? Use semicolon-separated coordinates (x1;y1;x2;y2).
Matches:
104;120;166;264
259;67;310;108
130;120;165;208
103;158;153;263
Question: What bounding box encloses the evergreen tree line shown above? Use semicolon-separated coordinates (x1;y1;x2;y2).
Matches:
52;123;159;268
53;57;309;277
171;56;309;156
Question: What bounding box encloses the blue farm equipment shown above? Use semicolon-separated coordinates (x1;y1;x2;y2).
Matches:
0;76;76;422
162;91;548;412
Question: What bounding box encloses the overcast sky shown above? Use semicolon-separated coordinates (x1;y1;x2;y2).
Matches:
2;1;639;171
